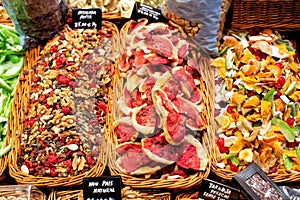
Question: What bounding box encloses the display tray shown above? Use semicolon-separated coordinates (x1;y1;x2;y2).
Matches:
48;187;171;200
8;21;119;187
108;18;214;189
211;29;300;183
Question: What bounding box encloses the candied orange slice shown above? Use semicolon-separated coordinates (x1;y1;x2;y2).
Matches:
215;115;230;129
241;64;257;75
229;137;245;154
240;49;255;64
266;64;282;78
242;96;260;108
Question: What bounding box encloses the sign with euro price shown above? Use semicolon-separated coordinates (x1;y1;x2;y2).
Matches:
72;8;102;29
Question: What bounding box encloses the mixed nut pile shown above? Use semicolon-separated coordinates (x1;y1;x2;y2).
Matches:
18;24;116;177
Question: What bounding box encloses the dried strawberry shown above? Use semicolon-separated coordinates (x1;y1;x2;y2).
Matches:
286;117;295;127
56;56;64;66
61;106;71;115
216;138;225;148
57;75;69;85
274;83;282;89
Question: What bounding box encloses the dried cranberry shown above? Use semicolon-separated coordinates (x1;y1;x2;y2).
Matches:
48;155;57;163
226;106;236;114
269;166;278;174
50;168;57;177
56;56;64;66
277;77;285;85
28;118;36;126
57;75;68;85
44;104;50;109
65;160;72;168
44;161;53;168
247;90;256;97
276;62;284;69
89;82;96;88
274;91;282;100
257;148;263;154
255;55;261;61
286;139;297;148
216;138;225;148
61;106;71;115
228;160;239;172
274;83;282;89
50;45;58;53
97;102;107;111
219;146;229;154
86;154;95;165
286;117;295;127
68;81;76;88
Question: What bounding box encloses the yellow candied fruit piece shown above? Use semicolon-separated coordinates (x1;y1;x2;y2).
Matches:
231;93;246;105
289;91;300;102
277;43;288;53
212;57;225;68
290;61;299;73
243;96;260;108
246;112;261;122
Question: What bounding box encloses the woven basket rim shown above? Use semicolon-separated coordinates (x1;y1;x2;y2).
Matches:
8;21;119;187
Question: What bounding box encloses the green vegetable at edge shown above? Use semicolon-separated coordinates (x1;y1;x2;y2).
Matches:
285;81;297;96
283;154;293;171
271;118;295;142
0;139;12;158
264;88;276;117
288;103;296;117
0;77;12;92
224;154;239;166
219;45;229;56
296;148;300;166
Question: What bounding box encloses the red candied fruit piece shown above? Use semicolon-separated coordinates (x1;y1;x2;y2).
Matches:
97;102;107;111
269;166;278;174
68;81;76;89
286;117;295;127
48;155;57;163
226;106;236;114
228;160;239;172
216;138;229;154
286;139;297;148
61;106;71;115
247;90;256;97
275;62;284;69
274;90;282;100
274;83;282;89
277;76;285;85
57;74;70;85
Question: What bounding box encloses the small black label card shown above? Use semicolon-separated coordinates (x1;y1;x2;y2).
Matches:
131;2;167;23
72;8;102;29
83;176;122;200
198;179;240;200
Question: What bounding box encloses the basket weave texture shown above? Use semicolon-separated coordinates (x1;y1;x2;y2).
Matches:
231;0;300;30
48;188;171;200
8;21;119;187
108;19;214;189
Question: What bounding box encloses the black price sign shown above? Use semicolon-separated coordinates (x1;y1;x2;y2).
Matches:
131;2;167;22
83;176;122;200
72;8;102;29
198;179;240;200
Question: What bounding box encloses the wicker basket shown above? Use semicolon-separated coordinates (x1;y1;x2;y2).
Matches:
231;0;300;30
175;191;198;200
8;21;119;187
108;19;214;189
48;188;171;200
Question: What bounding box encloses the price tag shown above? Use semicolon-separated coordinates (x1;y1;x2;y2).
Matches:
83;176;122;200
131;2;167;22
72;8;102;29
198;179;240;200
